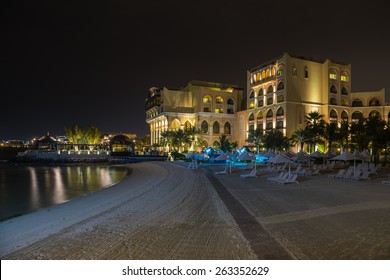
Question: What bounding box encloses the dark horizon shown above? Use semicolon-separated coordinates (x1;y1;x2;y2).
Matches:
1;0;389;141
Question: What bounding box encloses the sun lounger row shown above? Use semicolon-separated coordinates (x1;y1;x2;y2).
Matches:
328;167;371;181
267;172;299;185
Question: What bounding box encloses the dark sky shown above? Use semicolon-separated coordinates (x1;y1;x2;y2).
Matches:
1;0;389;141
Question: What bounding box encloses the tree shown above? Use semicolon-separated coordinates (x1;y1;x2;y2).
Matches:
365;116;388;163
263;130;290;152
185;127;201;151
172;129;190;152
350;117;369;151
65;125;83;144
291;128;309;151
84;126;101;145
305;111;326;153
215;135;232;152
338;120;350;151
160;131;175;152
323;122;340;154
247;127;264;153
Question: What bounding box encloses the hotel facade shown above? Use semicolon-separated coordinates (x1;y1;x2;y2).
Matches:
145;52;387;152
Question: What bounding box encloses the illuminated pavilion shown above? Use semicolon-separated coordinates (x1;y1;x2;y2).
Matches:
145;52;388;152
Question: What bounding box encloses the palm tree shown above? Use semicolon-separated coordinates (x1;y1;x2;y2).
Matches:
291;128;309;151
323;122;340;154
173;129;190;152
350;117;369;151
338;120;350;151
263;130;290;152
305;111;326;152
365;116;388;163
246;127;264;153
160;130;175;152
215;135;232;152
185;127;201;151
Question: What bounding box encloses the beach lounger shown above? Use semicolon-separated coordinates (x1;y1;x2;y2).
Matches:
275;174;298;185
328;169;345;179
215;167;229;175
240;168;257;178
267;172;287;183
350;171;371;181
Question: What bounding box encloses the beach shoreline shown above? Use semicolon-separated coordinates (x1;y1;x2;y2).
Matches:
1;161;390;260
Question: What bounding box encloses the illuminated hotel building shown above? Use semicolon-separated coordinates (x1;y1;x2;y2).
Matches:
145;81;244;149
145;52;387;151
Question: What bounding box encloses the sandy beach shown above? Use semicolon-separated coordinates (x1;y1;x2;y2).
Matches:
1;161;390;259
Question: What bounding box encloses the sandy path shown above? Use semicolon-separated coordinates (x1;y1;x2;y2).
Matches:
1;162;256;259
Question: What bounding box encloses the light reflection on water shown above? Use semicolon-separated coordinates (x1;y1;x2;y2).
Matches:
0;165;128;221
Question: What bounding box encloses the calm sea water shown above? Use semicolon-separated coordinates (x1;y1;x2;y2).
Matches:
0;165;129;221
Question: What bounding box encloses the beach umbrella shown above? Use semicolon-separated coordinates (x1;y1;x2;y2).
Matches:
214;152;233;174
263;150;275;158
310;150;325;164
283;151;296;158
268;154;293;174
237;152;257;172
360;150;370;162
292;150;310;162
330;150;359;172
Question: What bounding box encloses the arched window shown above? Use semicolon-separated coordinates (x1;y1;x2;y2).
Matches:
249;90;255;99
261;70;266;79
248;113;254;121
201;121;208;134
272;67;276;77
276;107;284;116
184;120;191;130
267;85;273;94
330;85;338;94
203;95;212;112
329;69;337;80
276;120;284;129
369;110;381;119
330;98;337;105
257;111;263;129
266;122;273;130
352;111;363;120
304;66;309;78
258;98;264;107
215;96;223;113
256;72;260;82
227;98;234;114
249;101;254;109
341;72;349;82
213;121;220;134
341;87;348;95
266;69;270;78
258;88;264;95
277;66;284;76
171;119;180;130
369;98;380;106
341;99;349;106
224;122;231;134
266;109;273;118
277;95;284;103
213;141;219;148
341;111;348;121
330;109;338;119
267;97;273;105
257;111;263;119
277;82;284;91
352;99;363;107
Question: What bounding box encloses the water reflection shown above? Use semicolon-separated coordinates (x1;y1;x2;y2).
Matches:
0;165;128;221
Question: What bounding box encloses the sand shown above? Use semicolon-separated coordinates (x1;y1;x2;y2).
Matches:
1;161;390;260
0;162;256;259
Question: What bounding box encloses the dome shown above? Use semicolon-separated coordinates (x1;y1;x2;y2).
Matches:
110;134;131;144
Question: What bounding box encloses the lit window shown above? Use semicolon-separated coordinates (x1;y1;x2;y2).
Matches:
249;102;254;109
329;73;337;80
216;96;223;104
341;75;348;82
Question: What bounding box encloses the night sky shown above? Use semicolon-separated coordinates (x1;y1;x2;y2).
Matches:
1;0;389;141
